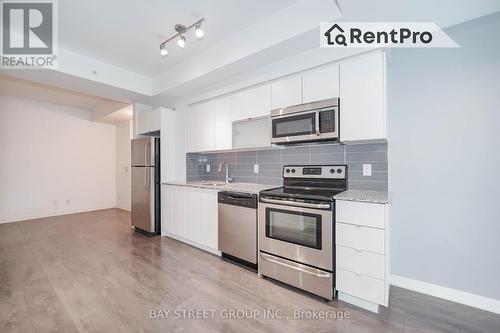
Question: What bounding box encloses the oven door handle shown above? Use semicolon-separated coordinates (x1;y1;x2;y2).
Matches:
260;253;331;278
260;197;330;209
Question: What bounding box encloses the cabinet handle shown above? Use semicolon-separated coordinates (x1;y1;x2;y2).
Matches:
260;253;331;278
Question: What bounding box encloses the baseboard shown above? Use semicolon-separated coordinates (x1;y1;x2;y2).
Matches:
163;232;221;257
116;204;131;211
391;275;500;315
0;205;118;224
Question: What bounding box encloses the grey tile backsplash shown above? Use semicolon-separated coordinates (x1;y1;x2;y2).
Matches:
186;143;388;191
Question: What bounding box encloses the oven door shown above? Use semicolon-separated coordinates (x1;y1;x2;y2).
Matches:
258;200;333;271
271;110;319;144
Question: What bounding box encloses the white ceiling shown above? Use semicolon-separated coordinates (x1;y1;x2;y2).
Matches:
96;105;133;124
0;75;132;124
0;75;115;110
59;0;297;76
3;0;500;110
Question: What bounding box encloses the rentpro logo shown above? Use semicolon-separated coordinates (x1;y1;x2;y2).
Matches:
320;22;458;48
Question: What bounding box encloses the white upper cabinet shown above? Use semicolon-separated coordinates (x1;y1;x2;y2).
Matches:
231;84;271;121
135;108;161;136
232;117;271;149
186;97;231;153
185;51;387;152
302;64;340;103
135;112;148;135
149;108;162;132
186;101;214;152
339;51;386;142
271;75;302;110
213;96;232;151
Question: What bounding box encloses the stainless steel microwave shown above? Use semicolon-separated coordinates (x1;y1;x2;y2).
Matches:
271;98;339;145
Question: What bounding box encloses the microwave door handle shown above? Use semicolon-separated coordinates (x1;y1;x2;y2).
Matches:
315;112;320;136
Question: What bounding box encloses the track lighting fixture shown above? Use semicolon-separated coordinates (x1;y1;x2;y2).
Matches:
195;24;204;39
160;45;168;56
177;35;186;48
159;18;205;56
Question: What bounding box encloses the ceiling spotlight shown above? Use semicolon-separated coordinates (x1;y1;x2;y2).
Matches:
160;45;168;56
177;35;186;48
195;24;204;39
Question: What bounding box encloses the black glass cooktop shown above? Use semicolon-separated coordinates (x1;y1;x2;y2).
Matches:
260;186;346;202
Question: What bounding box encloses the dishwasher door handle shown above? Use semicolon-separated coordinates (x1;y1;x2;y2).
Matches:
227;193;252;199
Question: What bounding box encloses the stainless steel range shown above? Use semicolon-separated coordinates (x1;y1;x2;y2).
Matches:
258;165;347;300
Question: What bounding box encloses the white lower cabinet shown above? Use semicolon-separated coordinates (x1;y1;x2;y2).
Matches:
161;185;218;252
336;246;385;280
336;223;385;254
336;268;385;305
335;200;390;312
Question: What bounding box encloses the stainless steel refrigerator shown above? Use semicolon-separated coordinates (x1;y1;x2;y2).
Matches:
131;137;160;235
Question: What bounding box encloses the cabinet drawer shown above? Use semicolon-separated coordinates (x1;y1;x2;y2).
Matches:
336;200;386;229
336;223;385;254
336;245;385;280
336;268;385;305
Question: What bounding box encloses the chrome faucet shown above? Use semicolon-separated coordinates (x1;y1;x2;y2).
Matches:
218;161;231;184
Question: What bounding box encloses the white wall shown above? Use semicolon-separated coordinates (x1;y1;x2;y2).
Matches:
388;12;500;301
0;95;117;223
115;120;132;210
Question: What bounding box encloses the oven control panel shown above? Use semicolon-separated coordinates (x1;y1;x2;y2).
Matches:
283;165;346;179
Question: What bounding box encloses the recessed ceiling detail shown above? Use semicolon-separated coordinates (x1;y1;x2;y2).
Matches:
160;19;204;57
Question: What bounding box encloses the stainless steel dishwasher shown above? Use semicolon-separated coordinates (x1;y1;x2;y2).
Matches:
218;191;258;269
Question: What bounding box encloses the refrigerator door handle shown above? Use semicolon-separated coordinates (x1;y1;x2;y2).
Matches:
147;142;151;166
144;167;148;191
147;168;151;191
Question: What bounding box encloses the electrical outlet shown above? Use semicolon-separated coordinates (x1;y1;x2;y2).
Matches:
52;200;58;206
206;164;211;172
65;198;71;205
363;164;372;176
254;164;259;174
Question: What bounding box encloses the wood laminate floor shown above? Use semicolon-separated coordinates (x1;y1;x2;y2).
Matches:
1;209;499;333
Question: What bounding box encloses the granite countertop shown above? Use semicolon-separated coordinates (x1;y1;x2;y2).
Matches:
161;181;278;194
162;181;390;203
333;190;390;204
